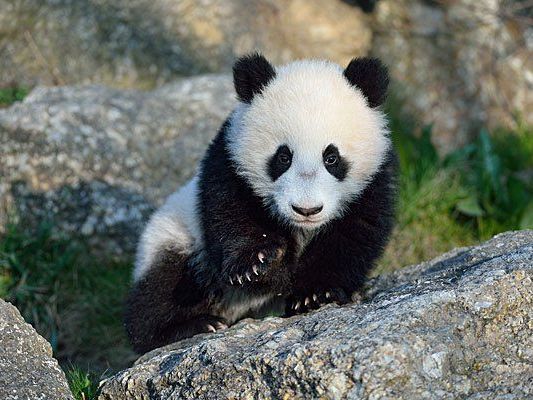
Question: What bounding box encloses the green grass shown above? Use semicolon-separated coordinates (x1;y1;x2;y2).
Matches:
377;109;533;273
66;367;99;400
0;87;29;106
0;221;136;394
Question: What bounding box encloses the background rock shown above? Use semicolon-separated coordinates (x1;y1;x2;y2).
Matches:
98;230;533;400
0;0;371;89
1;1;531;151
0;75;235;251
372;0;533;152
0;299;74;400
10;181;154;256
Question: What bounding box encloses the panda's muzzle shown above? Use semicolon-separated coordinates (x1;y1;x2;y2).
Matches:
291;204;323;217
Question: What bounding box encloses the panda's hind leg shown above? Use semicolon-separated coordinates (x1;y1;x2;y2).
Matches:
124;248;226;354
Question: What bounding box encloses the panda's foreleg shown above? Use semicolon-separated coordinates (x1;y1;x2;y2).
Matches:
285;221;384;316
124;249;225;354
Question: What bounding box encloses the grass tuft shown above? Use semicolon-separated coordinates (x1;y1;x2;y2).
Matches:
66;366;99;400
0;222;78;349
0;87;29;106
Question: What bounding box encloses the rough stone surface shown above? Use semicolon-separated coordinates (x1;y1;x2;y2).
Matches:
372;0;533;152
10;181;154;256
0;76;235;252
0;0;371;88
0;299;74;400
98;230;533;399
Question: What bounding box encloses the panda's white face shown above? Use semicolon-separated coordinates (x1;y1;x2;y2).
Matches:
265;142;350;229
227;59;390;230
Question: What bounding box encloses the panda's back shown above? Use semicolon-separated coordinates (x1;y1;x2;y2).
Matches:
133;176;203;281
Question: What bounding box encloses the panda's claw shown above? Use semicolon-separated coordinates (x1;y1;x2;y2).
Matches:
206;324;217;333
214;321;228;330
325;291;331;299
229;276;234;285
294;301;301;311
312;294;318;302
304;297;310;306
227;240;287;287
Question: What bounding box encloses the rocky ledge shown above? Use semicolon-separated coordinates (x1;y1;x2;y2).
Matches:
98;230;532;399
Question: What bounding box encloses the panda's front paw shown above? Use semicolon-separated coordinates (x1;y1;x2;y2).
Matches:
285;288;349;315
225;237;287;286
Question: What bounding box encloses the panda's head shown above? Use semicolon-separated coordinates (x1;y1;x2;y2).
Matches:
227;54;390;230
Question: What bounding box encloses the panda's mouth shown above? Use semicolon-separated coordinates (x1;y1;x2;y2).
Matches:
291;216;324;228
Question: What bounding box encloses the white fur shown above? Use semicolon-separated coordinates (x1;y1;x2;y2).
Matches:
216;291;275;324
227;60;390;229
133;177;202;282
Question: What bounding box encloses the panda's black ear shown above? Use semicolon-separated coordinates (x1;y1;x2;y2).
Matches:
233;53;276;104
343;57;389;108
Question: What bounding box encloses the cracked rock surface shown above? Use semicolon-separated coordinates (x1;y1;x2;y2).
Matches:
0;299;74;400
98;230;533;400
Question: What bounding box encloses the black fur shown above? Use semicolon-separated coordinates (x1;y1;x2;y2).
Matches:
125;121;396;352
323;144;350;181
343;57;389;108
233;53;277;104
197;122;294;293
267;145;293;181
341;0;379;13
124;249;225;354
125;56;397;354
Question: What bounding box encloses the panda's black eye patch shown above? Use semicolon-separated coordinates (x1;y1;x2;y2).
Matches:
323;144;349;181
268;145;292;181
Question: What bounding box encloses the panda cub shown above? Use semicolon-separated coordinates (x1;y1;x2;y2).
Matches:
125;54;397;354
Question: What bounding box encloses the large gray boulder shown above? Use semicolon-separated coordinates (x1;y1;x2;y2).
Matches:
0;299;74;400
0;0;371;88
372;0;533;152
0;76;235;253
98;230;533;399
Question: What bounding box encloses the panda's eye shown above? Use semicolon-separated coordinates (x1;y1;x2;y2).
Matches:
278;153;291;165
268;145;292;181
324;153;338;166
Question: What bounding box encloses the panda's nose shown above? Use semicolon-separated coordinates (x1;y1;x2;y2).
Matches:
291;204;323;217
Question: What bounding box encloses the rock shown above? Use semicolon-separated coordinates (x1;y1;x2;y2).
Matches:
0;75;235;253
0;0;371;88
10;181;154;256
98;230;533;399
372;0;533;152
0;299;74;400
